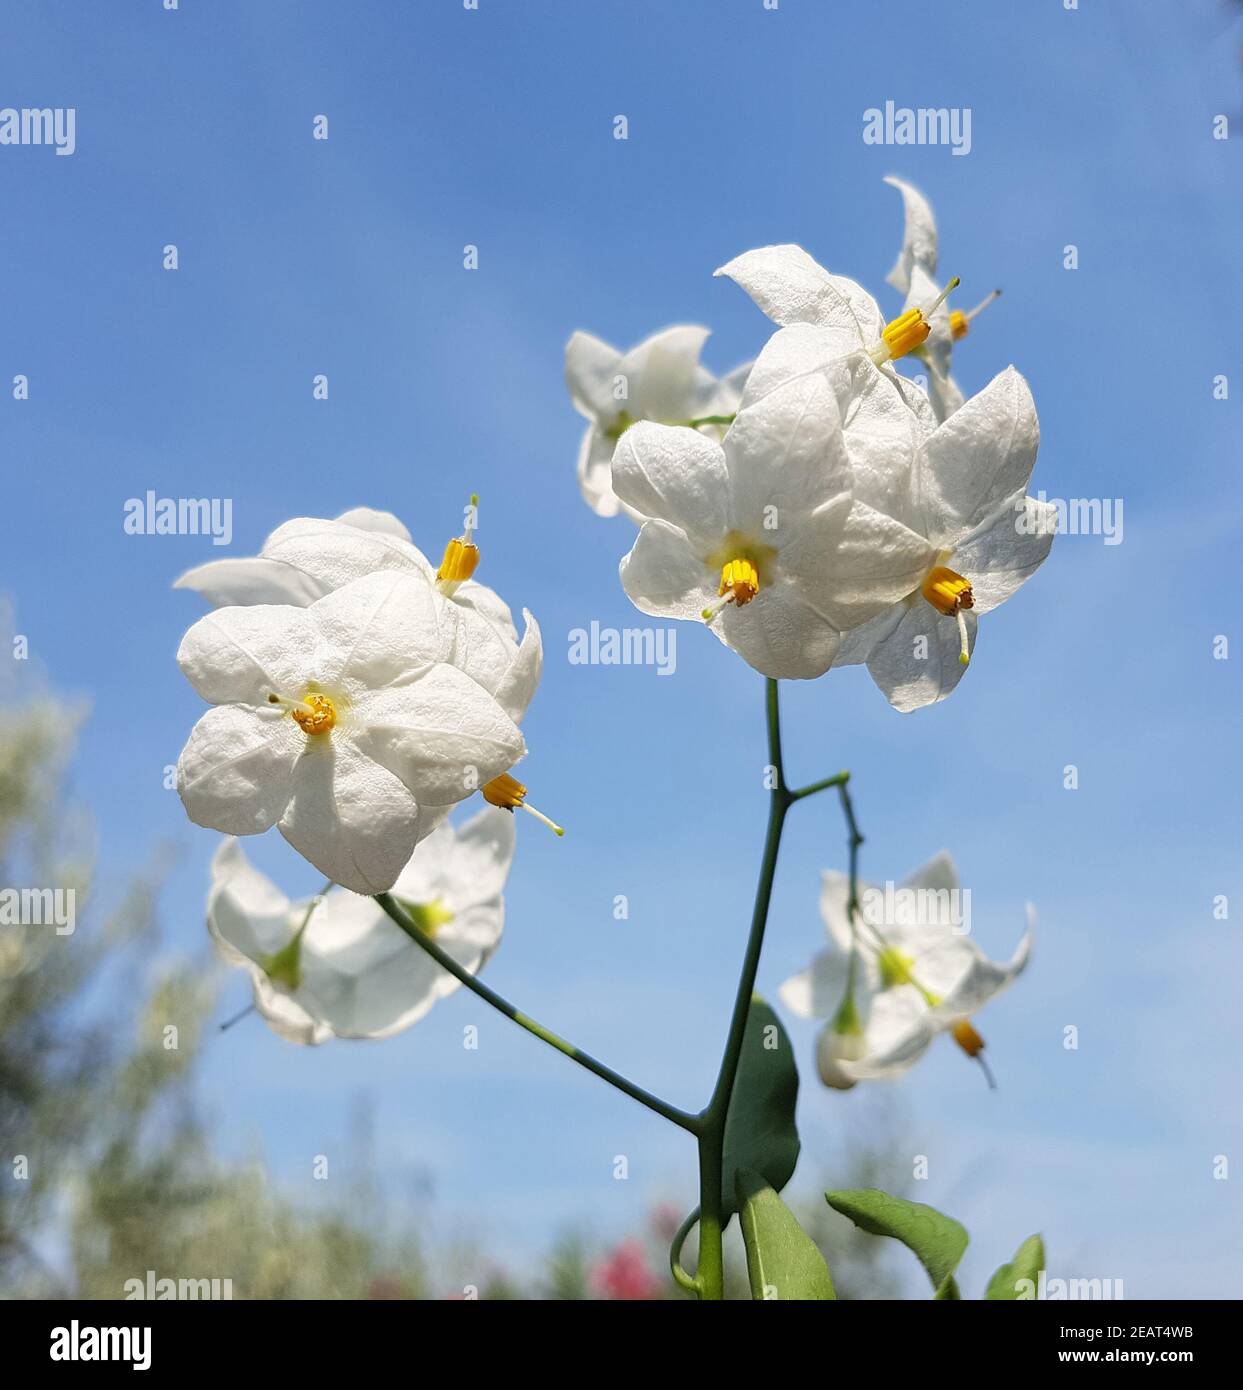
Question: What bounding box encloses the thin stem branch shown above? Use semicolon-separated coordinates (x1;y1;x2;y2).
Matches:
374;892;700;1135
693;677;791;1300
669;1207;701;1295
789;770;849;802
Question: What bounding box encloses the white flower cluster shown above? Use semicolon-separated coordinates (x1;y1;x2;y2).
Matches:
565;179;1045;1085
174;505;546;1042
566;177;1055;711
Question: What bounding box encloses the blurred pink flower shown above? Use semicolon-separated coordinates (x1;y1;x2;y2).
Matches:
590;1238;662;1301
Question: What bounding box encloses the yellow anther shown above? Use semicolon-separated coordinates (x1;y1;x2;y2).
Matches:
437;536;480;585
869;277;960;364
285;692;337;735
952;1019;985;1057
402;897;456;938
921;565;974;667
719;557;760;606
921;565;974;617
482;773;565;837
949;309;970;341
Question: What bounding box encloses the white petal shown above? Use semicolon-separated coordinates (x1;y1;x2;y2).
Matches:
884;176;939;295
622;325;712;422
778;948;849;1020
719;581;842;680
178;705;301;836
907;265;953;383
918;367;1040;544
715;246;883;343
790;500;934;630
333;507;413;541
935;925;1032;1019
177;604;326;707
174;556;327;609
311;571;455;692
863;598;976;712
841;988;936;1080
453;580;517;644
262;516;434;593
576;424;627;518
250;979;332;1046
955;496;1056;614
491;609;543;725
278;737;421;894
819;870;857;951
611;422;730;547
206;838;294;969
565;330;624;420
722;349;852;537
348;666;525;807
619;520;716;622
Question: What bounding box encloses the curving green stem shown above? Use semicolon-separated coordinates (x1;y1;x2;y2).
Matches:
374;892;700;1134
690;677;791;1299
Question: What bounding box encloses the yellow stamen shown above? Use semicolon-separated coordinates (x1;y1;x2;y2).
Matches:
289;693;337;735
437;495;480;595
870;277;960;364
482;773;565;837
921;565;974;667
702;556;760;624
952;1019;985;1057
921;565;974;617
949;309;969;341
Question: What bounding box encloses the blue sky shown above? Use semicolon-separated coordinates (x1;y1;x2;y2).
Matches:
4;0;1242;1296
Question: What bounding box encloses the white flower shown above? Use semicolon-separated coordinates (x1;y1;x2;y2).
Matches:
174;509;541;727
207;808;515;1043
780;853;1033;1088
884;175;1001;422
565;325;749;519
833;366;1056;710
612;329;935;680
176;571;525;894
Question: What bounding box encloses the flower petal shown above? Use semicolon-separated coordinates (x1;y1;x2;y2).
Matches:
278;737;421;894
262;516;434;593
348;665;525;807
619;519;716;621
312;571;456;692
565;329;623;420
177;705;301;835
611;422;730;547
840;988;936;1080
715;246;884;343
174;556;328;609
918;367;1040;544
779;948;850;1020
206;838;294;969
178;604;326;707
333;507;413;541
883;175;939;295
863;599;976;712
719;581;842;679
491;609;543;725
955;495;1057;614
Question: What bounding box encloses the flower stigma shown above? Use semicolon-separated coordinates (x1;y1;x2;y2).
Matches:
950;288;1002;341
437;494;480;596
482;773;565;837
869;277;960;364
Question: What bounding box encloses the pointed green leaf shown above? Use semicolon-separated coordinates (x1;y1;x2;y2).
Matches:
721;995;800;1219
736;1169;836;1300
985;1234;1046;1300
825;1187;967;1299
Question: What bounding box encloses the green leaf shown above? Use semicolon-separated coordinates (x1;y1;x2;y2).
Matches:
736;1169;836;1300
825;1188;968;1299
721;995;800;1220
985;1234;1046;1300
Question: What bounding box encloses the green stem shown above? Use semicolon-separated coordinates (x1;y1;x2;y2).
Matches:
374;893;699;1134
789;770;849;802
669;1207;701;1294
672;412;737;429
693;677;791;1299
